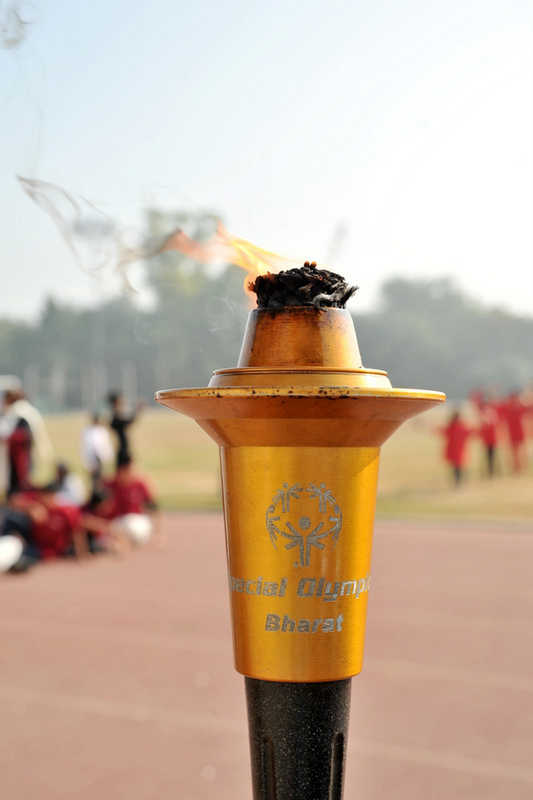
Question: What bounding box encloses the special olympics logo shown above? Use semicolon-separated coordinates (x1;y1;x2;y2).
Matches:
266;482;342;568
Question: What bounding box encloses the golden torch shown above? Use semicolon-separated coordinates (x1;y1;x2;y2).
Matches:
156;263;445;800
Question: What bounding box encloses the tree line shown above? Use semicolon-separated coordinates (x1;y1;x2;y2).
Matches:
1;211;531;407
354;278;533;398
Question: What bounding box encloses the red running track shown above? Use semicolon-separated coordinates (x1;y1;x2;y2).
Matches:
0;514;532;799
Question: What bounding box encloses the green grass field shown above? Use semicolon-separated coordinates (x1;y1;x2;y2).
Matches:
37;407;533;519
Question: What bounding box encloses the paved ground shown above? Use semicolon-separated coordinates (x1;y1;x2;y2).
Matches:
0;514;532;799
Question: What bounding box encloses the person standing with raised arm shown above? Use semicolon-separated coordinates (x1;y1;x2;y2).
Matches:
107;392;144;468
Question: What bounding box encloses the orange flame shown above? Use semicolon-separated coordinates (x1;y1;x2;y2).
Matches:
161;222;307;292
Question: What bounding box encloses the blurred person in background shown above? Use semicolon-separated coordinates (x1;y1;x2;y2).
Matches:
499;390;529;473
0;392;32;495
0;498;38;572
44;461;86;507
81;412;114;492
0;389;54;496
79;488;120;554
3;486;87;563
103;454;158;547
522;384;533;439
476;397;500;478
437;410;473;486
107;392;145;468
3;389;54;463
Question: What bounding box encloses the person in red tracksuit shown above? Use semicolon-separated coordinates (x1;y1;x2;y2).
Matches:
7;488;86;560
0;390;33;494
499;392;529;472
105;464;155;517
84;455;159;550
439;411;473;486
7;418;32;494
477;400;499;477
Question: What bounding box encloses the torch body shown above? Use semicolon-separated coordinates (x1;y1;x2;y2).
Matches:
156;306;445;799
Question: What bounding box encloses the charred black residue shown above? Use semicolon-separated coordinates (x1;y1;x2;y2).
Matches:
249;263;358;309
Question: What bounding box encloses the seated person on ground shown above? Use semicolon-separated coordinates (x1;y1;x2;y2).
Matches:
4;487;86;561
104;455;158;546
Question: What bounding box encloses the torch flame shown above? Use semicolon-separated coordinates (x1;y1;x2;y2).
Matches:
161;222;308;293
17;172;313;297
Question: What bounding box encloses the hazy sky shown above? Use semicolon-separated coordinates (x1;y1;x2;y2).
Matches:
1;0;532;319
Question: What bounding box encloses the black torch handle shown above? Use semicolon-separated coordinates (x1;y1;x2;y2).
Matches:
245;677;351;800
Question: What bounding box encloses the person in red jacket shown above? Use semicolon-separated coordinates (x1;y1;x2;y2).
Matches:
6;488;86;560
439;411;473;486
6;418;32;494
477;400;499;477
499;391;529;472
0;390;32;494
101;455;158;547
104;456;156;515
